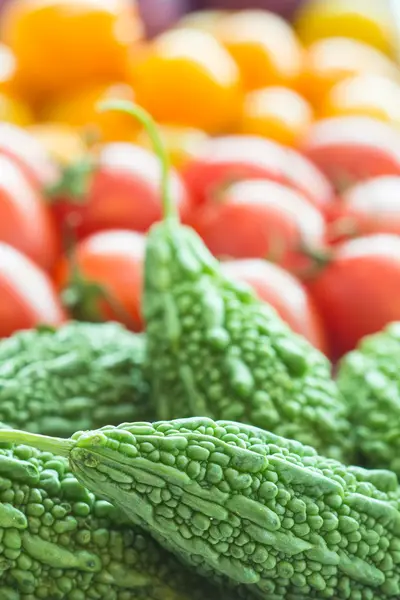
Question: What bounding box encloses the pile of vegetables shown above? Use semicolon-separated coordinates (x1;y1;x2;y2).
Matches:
0;1;400;598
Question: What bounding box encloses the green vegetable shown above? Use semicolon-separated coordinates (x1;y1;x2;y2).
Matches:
0;436;224;600
337;321;400;475
99;100;351;460
4;418;400;599
0;321;152;437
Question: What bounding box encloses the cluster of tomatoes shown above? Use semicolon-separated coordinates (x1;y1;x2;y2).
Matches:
0;0;400;363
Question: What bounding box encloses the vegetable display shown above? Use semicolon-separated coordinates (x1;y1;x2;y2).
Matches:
4;416;400;599
0;434;224;600
0;321;152;437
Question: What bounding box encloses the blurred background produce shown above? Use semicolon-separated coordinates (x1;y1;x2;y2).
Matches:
0;0;398;362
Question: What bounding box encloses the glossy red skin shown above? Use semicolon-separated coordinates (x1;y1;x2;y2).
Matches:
328;176;400;242
181;135;334;211
0;242;66;338
51;142;192;239
307;234;400;359
221;258;328;353
0;122;57;188
190;179;326;272
301;117;400;192
0;155;60;271
55;229;145;331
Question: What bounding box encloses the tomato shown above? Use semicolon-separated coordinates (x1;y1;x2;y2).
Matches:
241;86;313;147
300;116;400;191
49;142;191;239
0;122;58;188
136;124;209;169
55;230;145;331
182;135;334;210
129;28;243;133
41;82;139;143
294;0;397;58
328;176;400;242
213;10;304;92
27;123;88;167
190;179;326;272
1;0;143;101
0;43;19;94
306;234;400;358
320;75;400;126
0;242;66;338
300;37;400;107
221;258;327;353
0;155;60;271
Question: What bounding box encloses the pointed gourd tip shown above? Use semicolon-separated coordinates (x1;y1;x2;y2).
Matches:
95;99;178;222
0;429;74;458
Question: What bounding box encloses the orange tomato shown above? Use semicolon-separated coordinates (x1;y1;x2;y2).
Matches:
321;75;400;126
215;10;304;92
301;37;400;106
27;123;88;166
130;28;243;134
41;82;138;143
0;91;33;126
294;0;397;58
0;44;18;94
136;124;209;169
1;0;144;101
241;86;313;146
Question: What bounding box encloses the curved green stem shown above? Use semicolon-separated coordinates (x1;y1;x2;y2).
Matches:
97;99;177;221
0;429;74;458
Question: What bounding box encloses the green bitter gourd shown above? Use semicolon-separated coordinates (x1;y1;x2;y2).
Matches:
0;321;152;437
337;321;400;476
4;418;400;600
99;100;351;461
0;433;226;600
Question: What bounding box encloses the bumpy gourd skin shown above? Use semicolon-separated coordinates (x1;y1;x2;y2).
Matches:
0;440;223;600
0;322;152;437
61;417;400;600
337;322;400;476
143;220;351;460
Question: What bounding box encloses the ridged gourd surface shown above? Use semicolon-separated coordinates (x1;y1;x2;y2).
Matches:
0;440;226;600
337;321;400;476
144;220;351;460
63;417;400;600
0;322;152;437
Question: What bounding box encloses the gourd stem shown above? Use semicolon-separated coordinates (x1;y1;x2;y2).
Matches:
97;100;177;221
0;430;74;458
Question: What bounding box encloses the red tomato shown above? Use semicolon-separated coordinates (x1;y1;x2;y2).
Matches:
329;176;400;242
55;230;145;331
0;155;60;271
181;135;334;211
306;234;400;358
300;116;400;191
0;242;66;338
50;142;191;239
0;122;57;187
221;258;327;353
190;179;326;272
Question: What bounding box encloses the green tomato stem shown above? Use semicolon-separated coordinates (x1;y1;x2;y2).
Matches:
97;99;177;221
0;429;74;458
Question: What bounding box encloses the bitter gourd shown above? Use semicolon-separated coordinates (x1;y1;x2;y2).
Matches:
5;418;400;600
0;321;152;437
0;433;224;600
337;322;400;476
100;100;351;460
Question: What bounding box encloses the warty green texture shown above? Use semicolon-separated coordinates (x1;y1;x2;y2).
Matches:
0;439;223;600
337;321;400;476
143;219;351;460
7;418;400;600
0;322;153;437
